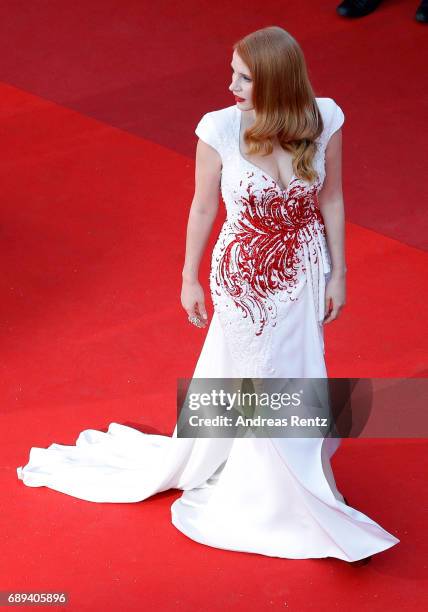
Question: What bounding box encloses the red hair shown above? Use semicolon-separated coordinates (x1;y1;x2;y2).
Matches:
233;26;324;184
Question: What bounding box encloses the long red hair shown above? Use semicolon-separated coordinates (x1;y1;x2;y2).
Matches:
233;26;323;184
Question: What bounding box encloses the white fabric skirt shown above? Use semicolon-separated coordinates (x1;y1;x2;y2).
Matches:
17;283;400;562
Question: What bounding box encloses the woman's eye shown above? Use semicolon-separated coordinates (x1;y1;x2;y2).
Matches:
231;70;251;82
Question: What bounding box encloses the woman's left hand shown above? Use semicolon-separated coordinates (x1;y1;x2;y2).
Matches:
323;273;346;324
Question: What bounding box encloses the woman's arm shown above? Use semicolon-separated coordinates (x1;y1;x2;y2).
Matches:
318;128;346;275
317;129;347;323
181;138;222;325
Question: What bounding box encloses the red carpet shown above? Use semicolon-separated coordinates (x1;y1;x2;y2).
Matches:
0;1;427;610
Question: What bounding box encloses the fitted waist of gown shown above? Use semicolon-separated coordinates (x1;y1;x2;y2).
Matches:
216;197;331;324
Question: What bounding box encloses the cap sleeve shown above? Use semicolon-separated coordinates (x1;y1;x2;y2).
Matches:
327;100;345;142
195;112;222;156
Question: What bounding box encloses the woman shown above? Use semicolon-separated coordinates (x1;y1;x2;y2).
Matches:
17;26;399;565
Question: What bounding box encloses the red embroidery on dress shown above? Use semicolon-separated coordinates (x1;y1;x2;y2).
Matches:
214;179;324;336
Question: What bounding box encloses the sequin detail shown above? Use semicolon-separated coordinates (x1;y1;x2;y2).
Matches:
212;178;325;336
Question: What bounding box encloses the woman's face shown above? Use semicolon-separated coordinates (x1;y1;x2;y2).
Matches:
228;50;253;110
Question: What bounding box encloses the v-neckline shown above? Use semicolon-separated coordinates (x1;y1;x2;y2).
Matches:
236;106;297;194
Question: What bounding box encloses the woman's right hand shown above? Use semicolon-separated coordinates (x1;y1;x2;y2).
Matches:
181;278;208;328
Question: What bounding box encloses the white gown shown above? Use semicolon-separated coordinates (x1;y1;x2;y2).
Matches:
17;98;400;562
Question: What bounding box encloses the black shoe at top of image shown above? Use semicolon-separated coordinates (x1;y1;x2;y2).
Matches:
337;0;428;22
336;0;384;18
416;0;428;22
